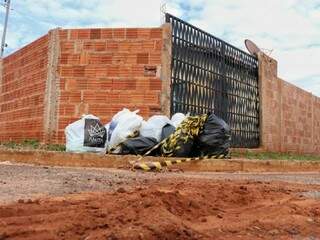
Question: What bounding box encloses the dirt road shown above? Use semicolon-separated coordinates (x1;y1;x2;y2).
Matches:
0;162;320;239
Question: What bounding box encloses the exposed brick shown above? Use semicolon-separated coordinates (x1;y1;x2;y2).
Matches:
144;91;160;105
126;28;138;39
137;53;149;64
259;53;320;154
59;29;68;40
137;28;151;39
90;29;101;39
89;104;113;116
58;117;79;131
71;29;90;40
59;104;76;116
113;28;125;39
65;78;87;90
0;34;49;142
88;53;112;64
59;53;80;65
136;78;152;90
113;53;136;64
60;41;74;52
155;40;162;50
149;106;162;115
106;41;119;51
118;41;130;51
142;40;156;50
112;78;136;90
93;78;113;89
79;52;88;64
150;28;162;39
83;90;108;103
100;29;113;39
68;91;82;103
107;65;119;77
59;66;73;77
1;27;164;145
73;66;85;77
149;53;161;64
84;65;108;78
83;41;106;51
149;78;161;90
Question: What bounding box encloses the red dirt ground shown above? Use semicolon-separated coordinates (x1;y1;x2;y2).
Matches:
0;179;320;240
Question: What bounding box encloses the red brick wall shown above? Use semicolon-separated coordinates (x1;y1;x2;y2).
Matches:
314;96;320;153
280;80;315;153
55;28;163;143
259;53;320;154
0;35;49;142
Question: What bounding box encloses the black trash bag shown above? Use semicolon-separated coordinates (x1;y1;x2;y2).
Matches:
196;113;231;156
161;123;176;141
160;114;208;157
161;137;194;157
120;137;158;155
171;139;194;157
161;124;192;157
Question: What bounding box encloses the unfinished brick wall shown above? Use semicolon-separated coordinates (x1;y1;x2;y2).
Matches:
0;35;49;142
314;97;320;153
0;27;165;144
259;53;320;154
55;27;163;143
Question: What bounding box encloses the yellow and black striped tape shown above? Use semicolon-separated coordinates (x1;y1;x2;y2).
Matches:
132;152;230;171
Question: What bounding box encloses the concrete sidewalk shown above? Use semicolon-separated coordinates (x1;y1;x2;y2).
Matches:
0;149;319;172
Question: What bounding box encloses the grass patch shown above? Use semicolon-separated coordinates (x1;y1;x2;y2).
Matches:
0;139;65;152
232;150;320;161
44;144;66;152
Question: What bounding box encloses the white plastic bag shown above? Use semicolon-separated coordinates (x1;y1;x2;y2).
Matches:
140;115;171;142
108;109;143;153
111;108;139;123
171;113;187;128
65;114;107;153
104;123;110;148
106;108;140;141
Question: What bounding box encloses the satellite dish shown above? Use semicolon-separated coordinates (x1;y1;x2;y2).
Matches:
244;39;261;56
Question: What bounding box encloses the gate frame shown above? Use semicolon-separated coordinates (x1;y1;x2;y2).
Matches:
164;13;260;148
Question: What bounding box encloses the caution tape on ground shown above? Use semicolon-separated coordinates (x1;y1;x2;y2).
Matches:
132;152;230;171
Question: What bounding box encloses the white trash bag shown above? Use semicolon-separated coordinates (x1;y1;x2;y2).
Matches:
171;113;188;128
140;115;172;142
108;108;143;153
65;114;107;153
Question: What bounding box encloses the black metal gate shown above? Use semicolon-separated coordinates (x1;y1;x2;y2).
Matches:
165;13;260;148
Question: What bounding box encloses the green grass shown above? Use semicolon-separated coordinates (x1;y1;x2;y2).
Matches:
43;144;66;152
0;140;318;160
232;150;320;161
0;139;65;152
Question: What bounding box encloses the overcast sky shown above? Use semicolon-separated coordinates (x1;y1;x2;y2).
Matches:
0;0;319;96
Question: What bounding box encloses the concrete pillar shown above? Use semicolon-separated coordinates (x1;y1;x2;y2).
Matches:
160;23;172;117
43;28;60;143
257;52;282;152
0;58;2;95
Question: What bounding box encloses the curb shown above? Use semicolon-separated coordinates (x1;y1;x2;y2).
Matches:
0;149;319;172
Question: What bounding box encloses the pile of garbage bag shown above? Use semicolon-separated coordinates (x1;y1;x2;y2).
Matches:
65;108;231;158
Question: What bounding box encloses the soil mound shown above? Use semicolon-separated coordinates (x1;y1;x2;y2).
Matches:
0;179;320;239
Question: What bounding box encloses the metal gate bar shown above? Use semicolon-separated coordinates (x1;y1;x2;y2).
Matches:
166;13;260;148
